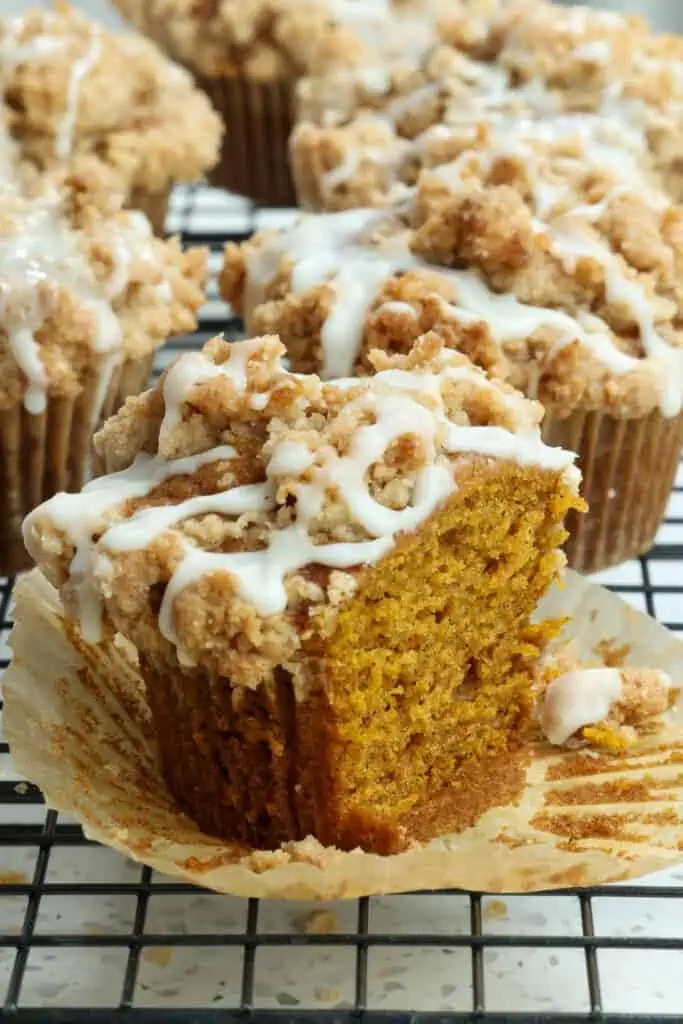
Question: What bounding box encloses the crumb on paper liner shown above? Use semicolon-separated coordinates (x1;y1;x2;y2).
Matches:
3;570;683;899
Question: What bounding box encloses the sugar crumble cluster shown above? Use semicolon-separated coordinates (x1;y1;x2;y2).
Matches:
222;146;683;421
0;165;206;420
292;0;683;208
0;6;221;199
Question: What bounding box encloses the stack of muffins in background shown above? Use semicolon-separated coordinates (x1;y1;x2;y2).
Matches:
113;0;683;573
3;0;683;572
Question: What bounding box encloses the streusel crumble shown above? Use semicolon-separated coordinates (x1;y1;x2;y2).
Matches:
0;7;222;230
0;166;207;572
293;0;683;209
222;136;683;570
111;0;453;205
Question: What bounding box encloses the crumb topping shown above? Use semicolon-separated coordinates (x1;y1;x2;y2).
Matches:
0;7;222;194
293;0;683;204
222;143;683;419
24;332;577;687
539;666;679;748
112;0;452;80
0;171;207;414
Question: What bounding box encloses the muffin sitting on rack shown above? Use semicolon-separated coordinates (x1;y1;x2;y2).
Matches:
24;332;581;853
222;130;683;572
0;167;207;574
0;6;222;232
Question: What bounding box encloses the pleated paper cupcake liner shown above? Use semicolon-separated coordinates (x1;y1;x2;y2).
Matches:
543;409;683;573
195;72;296;207
3;570;683;898
290;129;331;212
0;353;155;575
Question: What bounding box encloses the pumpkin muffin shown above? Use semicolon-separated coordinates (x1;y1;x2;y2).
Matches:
111;0;453;206
292;0;683;210
24;332;580;853
221;136;683;572
0;167;207;574
0;6;222;232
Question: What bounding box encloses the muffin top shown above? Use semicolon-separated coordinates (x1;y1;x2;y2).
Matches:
112;0;453;80
0;7;222;195
292;70;652;212
24;332;577;686
294;0;683;202
0;167;207;415
223;134;683;420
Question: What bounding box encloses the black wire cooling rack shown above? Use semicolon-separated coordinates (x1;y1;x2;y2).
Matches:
1;186;683;1023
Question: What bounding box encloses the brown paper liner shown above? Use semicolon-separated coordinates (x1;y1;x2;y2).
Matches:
127;185;171;236
0;353;155;576
290;131;330;212
194;72;296;206
542;409;683;574
4;570;683;897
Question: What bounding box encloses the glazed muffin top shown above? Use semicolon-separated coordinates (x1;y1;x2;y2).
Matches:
294;0;683;202
295;0;640;117
0;166;207;415
24;332;577;686
112;0;455;81
222;133;683;420
0;6;222;196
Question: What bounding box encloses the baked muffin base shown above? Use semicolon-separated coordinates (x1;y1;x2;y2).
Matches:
543;410;683;574
0;352;155;575
137;463;574;856
5;567;683;897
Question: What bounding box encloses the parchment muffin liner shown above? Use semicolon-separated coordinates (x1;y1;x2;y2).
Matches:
195;72;296;206
3;570;683;898
0;353;155;576
290;130;330;212
543;409;683;574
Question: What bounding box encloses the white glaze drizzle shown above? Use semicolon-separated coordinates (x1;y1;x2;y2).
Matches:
28;340;577;658
0;190;122;414
0;14;102;162
0;15;67;78
324;0;441;63
159;336;281;442
24;445;237;642
539;668;623;746
0;189;172;416
54;27;101;160
540;665;675;746
244;203;678;406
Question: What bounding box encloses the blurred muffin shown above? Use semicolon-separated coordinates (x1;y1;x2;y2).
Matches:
111;0;451;206
222;131;683;572
0;168;207;574
0;6;222;232
293;0;683;210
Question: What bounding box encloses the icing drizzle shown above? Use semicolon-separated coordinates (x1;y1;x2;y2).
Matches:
243;178;683;414
25;339;578;659
0;187;170;416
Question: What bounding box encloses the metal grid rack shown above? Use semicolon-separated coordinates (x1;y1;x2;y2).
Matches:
1;186;683;1023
